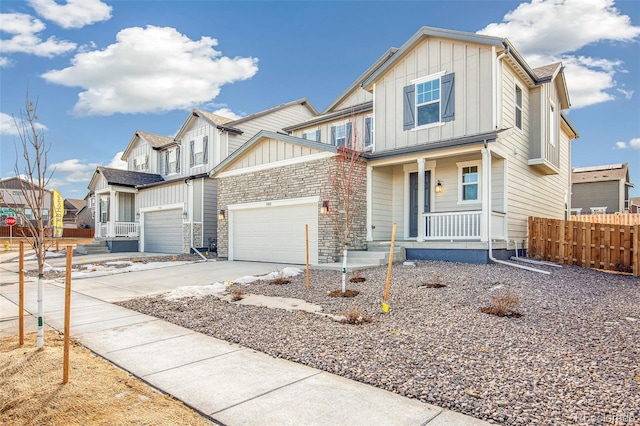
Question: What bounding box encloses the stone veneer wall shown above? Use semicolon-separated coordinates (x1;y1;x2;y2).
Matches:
217;156;366;263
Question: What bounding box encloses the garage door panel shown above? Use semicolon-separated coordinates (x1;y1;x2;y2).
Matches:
232;203;318;264
144;209;183;253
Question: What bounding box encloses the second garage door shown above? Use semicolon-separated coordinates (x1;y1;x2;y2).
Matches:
231;202;318;264
143;209;183;253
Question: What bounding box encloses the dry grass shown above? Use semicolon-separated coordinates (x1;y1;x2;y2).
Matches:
340;307;372;325
481;290;521;317
0;331;211;425
269;277;291;285
419;273;447;288
229;287;246;301
327;289;360;298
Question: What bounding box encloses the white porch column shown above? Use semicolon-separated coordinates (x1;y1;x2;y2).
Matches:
366;166;373;242
481;147;491;242
93;196;99;237
417;158;425;242
109;189;116;237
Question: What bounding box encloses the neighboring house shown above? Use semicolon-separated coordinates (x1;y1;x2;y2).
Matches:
76;192;95;228
571;163;634;215
0;176;52;227
87;99;317;253
630;197;640;214
215;26;580;264
63;198;86;228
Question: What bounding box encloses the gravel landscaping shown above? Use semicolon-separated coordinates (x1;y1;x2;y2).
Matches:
118;261;639;425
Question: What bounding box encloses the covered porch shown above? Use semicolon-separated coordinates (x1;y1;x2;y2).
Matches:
94;187;139;239
366;144;508;257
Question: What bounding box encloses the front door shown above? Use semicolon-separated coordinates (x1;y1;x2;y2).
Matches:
409;171;431;238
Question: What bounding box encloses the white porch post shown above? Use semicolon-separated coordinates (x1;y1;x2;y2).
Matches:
109;189;116;237
481;147;491;242
366;166;373;242
93;196;100;237
417;158;425;242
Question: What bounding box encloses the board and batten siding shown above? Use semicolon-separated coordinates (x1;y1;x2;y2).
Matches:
202;178;218;249
227;104;316;154
291;112;372;148
126;138;156;173
330;88;373;112
226;138;326;171
117;192;135;222
136;181;186;211
93;174;109;192
373;38;494;153
179;116;221;175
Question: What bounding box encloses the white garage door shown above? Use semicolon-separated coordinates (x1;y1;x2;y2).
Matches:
143;209;183;253
231;202;318;264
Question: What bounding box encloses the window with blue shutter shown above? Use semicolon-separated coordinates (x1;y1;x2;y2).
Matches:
364;117;372;147
403;72;455;130
176;147;181;173
331;123;351;147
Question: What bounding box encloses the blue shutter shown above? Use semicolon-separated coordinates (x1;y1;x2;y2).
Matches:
189;140;195;167
203;136;208;164
165;151;169;174
315;129;321;142
441;73;455;122
403;85;415;130
176;147;181;173
301;133;307;140
364;117;372;147
345;122;352;148
331;126;336;146
144;155;149;169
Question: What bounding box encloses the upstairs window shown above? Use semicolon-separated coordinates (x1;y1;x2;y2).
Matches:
404;72;455;130
549;103;556;146
190;136;208;167
134;154;148;171
515;85;523;130
302;129;320;142
364;116;373;148
330;122;352;148
165;147;181;175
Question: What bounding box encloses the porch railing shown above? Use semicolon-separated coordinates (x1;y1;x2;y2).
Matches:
423;211;506;240
96;222;139;238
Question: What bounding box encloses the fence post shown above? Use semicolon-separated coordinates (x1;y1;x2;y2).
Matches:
634;225;639;277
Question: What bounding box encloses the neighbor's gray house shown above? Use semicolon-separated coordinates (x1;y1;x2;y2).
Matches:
571;163;634;215
0;176;52;227
87;99;317;253
213;26;580;264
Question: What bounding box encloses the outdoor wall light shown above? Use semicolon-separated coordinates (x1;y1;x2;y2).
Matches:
218;209;226;221
320;201;330;215
435;180;443;194
183;211;188;219
135;212;140;220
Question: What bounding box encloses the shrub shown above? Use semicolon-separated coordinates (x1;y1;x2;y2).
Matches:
341;307;372;325
269;277;291;285
481;290;521;317
229;288;246;302
349;269;366;283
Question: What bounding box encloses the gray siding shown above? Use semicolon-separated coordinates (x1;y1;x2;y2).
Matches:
178;116;222;174
126;138;156;173
227;138;325;171
371;167;393;240
136;181;186;210
290;112;372;149
227;104;316;154
572;181;620;214
117;192;135;222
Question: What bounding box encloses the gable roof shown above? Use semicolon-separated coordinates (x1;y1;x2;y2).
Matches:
64;198;85;211
0;176;52;193
122;130;175;160
283;101;373;132
323;48;398;114
210;130;336;177
225;98;318;127
572;163;631;184
91;167;164;189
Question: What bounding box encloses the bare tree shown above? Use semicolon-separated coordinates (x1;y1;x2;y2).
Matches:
12;91;53;349
325;117;367;294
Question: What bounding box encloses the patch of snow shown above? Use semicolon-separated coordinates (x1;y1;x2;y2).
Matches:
71;261;191;279
164;282;228;300
233;267;303;285
24;251;65;260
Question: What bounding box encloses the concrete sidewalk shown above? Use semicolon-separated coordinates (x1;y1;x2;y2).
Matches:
0;258;490;426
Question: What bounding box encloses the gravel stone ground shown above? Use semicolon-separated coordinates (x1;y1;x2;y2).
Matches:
118;261;639;425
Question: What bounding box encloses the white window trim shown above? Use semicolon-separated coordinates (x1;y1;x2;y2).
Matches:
549;100;556;147
589;206;607;214
514;84;523;132
411;70;446;131
570;208;582;215
364;115;374;149
166;148;179;175
332;121;348;147
456;160;481;205
191;136;207;167
301;128;320;142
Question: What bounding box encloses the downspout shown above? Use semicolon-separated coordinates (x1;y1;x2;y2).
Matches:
484;142;550;274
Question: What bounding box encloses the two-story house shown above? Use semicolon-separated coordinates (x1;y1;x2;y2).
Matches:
571;163;634;215
87;99;316;253
213;26;579;264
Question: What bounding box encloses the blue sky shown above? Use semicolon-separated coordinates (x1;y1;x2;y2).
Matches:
1;0;639;198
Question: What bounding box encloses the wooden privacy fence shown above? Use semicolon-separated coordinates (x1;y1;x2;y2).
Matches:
0;226;94;239
528;217;639;277
570;213;640;225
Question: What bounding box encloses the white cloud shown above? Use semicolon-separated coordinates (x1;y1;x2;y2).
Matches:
28;0;112;29
614;138;640;150
210;107;243;120
105;151;126;169
0;112;48;136
41;25;259;116
0;57;11;67
0;13;76;57
478;0;640;109
617;88;634;100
